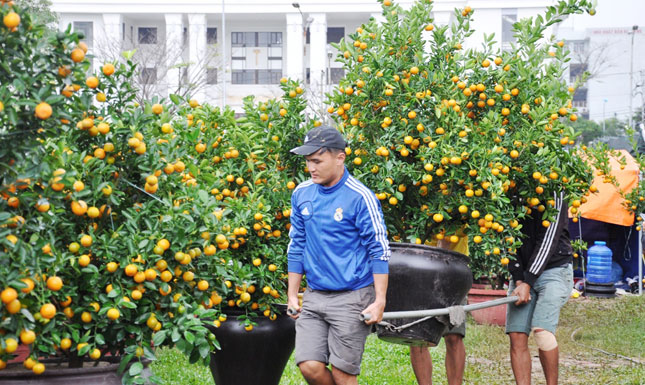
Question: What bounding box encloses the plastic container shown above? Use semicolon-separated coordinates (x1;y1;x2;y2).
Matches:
586;241;613;284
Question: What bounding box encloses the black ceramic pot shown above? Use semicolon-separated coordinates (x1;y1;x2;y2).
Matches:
376;243;472;347
205;304;295;385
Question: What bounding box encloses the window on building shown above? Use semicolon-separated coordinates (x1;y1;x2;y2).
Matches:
572;100;587;108
570;40;587;54
73;22;93;49
231;32;283;84
140;68;157;84
306;67;345;85
330;68;345;84
207;68;218;85
231;32;256;47
207;28;217;45
569;63;587;83
573;88;587;102
138;27;157;44
501;9;517;51
231;32;243;46
327;27;345;44
122;23;125;41
231;69;283;85
258;70;282;84
232;70;255;84
307;27;343;44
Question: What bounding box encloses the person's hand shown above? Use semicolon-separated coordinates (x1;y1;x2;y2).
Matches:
511;281;531;305
361;300;385;325
287;295;301;319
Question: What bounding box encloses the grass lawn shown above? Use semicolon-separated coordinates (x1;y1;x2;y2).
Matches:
152;295;644;384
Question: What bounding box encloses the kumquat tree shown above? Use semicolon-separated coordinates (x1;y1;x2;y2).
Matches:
1;2;314;383
1;0;621;383
326;0;599;286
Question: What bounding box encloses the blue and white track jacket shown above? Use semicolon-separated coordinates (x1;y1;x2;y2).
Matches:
287;168;390;291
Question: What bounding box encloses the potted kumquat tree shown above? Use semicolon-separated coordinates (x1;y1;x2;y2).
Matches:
0;3;314;384
325;0;598;332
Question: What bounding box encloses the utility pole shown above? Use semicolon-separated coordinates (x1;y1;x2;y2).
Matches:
221;0;226;110
292;3;312;85
629;25;638;128
603;98;607;133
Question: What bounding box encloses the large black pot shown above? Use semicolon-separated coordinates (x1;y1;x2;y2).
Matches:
376;243;472;347
205;304;295;385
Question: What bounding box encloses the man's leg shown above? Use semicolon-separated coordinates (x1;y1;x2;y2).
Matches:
296;289;334;385
530;264;572;385
326;285;375;384
299;361;335;385
509;332;531;385
506;277;538;385
444;334;465;385
535;329;559;385
410;345;432;385
331;366;358;385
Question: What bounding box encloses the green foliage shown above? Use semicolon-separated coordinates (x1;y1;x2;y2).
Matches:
13;0;57;33
326;0;596;282
572;117;627;145
0;3;314;382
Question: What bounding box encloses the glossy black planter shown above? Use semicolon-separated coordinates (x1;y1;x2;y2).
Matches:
376;243;472;347
205;304;295;385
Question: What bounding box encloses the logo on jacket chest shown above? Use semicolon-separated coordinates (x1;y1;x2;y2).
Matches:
334;207;343;222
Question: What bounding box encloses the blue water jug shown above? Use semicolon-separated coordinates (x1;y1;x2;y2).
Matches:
586;241;613;284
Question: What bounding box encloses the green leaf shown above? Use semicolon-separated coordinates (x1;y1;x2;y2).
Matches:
184;330;195;344
122;50;136;60
81;265;99;274
153;330;167;346
169;94;182;105
171;328;181;342
79;343;91;355
198;190;209;204
128;361;143;376
198;341;211;359
20;308;35;323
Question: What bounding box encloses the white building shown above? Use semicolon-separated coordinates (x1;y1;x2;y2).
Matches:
558;26;645;124
51;0;561;111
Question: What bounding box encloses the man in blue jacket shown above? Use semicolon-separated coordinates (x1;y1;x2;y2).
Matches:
287;125;390;385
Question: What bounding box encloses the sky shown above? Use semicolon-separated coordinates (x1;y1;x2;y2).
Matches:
560;0;645;30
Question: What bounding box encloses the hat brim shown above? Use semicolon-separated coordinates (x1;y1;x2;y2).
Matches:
290;144;322;156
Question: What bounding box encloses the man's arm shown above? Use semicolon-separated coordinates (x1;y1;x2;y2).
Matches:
362;273;388;324
512;192;568;304
353;188;390;274
352;188;390;323
287;192;306;318
287;193;306;275
287;272;303;319
522;192;568;287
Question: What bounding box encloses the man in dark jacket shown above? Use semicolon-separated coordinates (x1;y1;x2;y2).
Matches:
506;192;574;385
